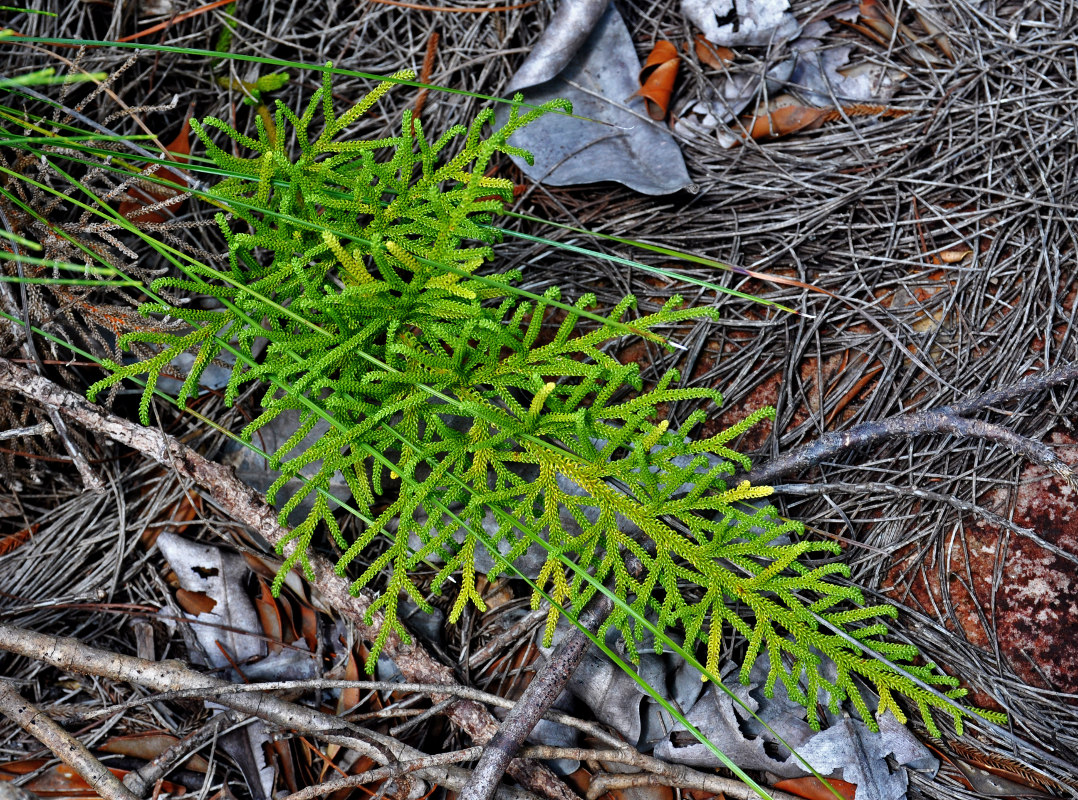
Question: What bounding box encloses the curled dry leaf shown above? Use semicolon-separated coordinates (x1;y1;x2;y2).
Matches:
691;33;735;68
731;98;913;143
842;0;944;65
637;40;680;120
741;102;829;139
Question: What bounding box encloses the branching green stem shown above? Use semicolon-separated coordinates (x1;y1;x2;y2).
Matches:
85;66;1002;737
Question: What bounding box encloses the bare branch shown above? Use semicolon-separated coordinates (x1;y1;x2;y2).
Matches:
0;622;538;800
0;681;138;800
748;362;1078;486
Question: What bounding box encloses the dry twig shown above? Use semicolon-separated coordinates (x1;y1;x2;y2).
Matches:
0;680;138;800
748;362;1078;486
0;622;539;800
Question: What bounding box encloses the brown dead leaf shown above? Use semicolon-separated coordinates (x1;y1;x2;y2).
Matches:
175;587;217;616
914;8;954;61
100;732;209;773
322;649;363;767
774;776;857;800
562;767;592;797
733;99;912;143
142;493;202;549
742;103;829;140
938;247;973;263
270;739;299;794
298;595;319;654
0;523;37;556
274;592;300;648
330;756;377;800
336;650;362;716
0;760;185;797
0;759;48;777
825;359;883;427
859;0;886;19
118;111;193;224
691;33;734;68
254;577;284;652
241;551;278;580
476;576;513;611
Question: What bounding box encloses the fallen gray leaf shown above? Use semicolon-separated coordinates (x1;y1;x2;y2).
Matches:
399;595;446;645
682;0;799;47
242;643;321;683
527;689;581;776
157;348;236;396
787;42;857;105
402;459;640;578
221;408;353;528
652;661;815;776
157;531;265;669
832;61;906;103
653;652;937;792
788;40;906;105
791;718;900;797
541;624;669;750
499;3;691;195
792;714;936;800
565;640;649;747
878;711;938;774
156;533;275;799
506;0;609;93
671;654;706;711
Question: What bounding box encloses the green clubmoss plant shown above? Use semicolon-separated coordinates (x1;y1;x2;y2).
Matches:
88;65;1004;736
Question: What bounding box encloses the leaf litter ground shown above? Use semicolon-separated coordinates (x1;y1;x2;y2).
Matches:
0;0;1077;798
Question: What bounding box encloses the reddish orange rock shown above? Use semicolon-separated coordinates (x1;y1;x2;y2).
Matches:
888;432;1078;695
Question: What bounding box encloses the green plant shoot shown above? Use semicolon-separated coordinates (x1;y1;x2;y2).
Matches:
88;64;1004;736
